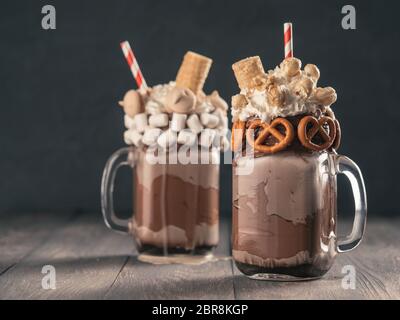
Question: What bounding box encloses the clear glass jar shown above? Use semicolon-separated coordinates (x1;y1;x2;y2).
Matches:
102;147;220;260
232;150;367;280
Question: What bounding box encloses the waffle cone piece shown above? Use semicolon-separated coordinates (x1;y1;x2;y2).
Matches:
176;51;213;95
232;56;265;90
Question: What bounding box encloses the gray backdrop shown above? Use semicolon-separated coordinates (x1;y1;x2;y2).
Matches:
1;0;399;217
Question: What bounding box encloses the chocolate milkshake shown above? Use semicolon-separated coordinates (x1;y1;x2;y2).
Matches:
231;56;342;279
102;51;229;259
233;151;337;278
131;148;220;254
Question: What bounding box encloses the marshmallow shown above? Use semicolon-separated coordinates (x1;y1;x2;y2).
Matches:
177;130;197;146
186;114;203;134
199;129;216;148
200;113;220;128
149;113;169;127
123;130;131;145
213;134;230;152
134;113;148;133
218;119;229;135
220;114;229;129
218;127;229;137
213;109;228;133
142;128;162;146
170;113;187;132
124;115;135;129
124;129;143;147
213;107;225;120
157;129;178;149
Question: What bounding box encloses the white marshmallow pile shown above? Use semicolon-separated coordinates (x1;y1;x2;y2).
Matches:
122;83;229;151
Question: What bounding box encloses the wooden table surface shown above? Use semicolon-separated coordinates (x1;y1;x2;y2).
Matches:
0;212;399;300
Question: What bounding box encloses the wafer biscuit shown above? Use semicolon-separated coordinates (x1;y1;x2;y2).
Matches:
232;56;265;90
176;51;213;95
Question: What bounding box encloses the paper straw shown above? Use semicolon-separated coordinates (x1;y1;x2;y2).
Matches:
120;41;148;90
284;23;293;58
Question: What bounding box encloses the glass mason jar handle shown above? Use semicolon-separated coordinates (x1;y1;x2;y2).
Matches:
101;147;134;234
334;154;367;252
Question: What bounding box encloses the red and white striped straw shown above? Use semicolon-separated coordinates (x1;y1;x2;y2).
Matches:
284;22;293;58
120;41;148;90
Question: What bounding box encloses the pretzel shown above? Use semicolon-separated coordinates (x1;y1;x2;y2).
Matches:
331;119;341;150
231;121;246;152
246;118;294;154
298;116;336;151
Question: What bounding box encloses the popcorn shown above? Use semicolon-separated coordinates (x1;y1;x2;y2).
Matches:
304;64;320;84
266;84;285;108
311;87;337;106
292;76;314;100
231;56;337;121
280;57;301;78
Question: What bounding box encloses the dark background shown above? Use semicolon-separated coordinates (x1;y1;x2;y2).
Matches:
0;0;399;217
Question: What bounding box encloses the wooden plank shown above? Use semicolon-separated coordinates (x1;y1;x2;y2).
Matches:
0;213;133;300
1;214;398;300
0;212;75;276
232;218;400;300
105;218;235;300
332;218;400;299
